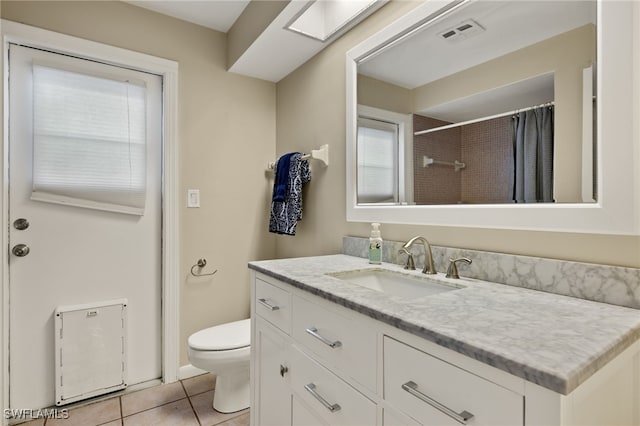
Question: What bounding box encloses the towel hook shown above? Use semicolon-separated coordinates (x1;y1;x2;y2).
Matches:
190;258;217;277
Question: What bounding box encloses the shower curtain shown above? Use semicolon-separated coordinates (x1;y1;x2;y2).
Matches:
512;106;554;203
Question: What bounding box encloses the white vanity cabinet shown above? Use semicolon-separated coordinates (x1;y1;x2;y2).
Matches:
250;270;640;426
251;274;377;426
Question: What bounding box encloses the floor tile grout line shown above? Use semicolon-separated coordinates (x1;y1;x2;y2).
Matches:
180;379;202;426
121;396;190;422
212;410;249;426
120;381;189;418
84;398;122;426
24;376;218;426
119;396;123;423
182;374;216;399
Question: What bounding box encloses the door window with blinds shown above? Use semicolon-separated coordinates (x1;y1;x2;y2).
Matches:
32;62;147;215
357;117;399;203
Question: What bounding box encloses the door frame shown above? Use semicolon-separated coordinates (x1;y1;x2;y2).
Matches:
0;20;180;418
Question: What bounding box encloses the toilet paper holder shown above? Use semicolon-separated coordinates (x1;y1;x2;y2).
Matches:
190;258;218;277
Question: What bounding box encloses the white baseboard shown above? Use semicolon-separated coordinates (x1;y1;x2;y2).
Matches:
178;364;207;380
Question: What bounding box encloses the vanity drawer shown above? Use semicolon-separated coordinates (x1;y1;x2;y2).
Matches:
255;278;291;334
292;294;377;392
292;394;328;426
384;337;523;426
291;345;376;426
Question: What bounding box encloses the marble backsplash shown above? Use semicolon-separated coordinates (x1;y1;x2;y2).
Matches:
343;236;640;310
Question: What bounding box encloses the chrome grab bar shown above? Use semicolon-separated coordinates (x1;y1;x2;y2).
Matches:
401;381;474;425
305;327;342;348
304;383;341;413
257;298;280;311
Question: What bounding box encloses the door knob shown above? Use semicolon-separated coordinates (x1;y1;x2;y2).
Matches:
12;244;30;257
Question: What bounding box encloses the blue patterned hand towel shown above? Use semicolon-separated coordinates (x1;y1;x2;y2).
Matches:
269;153;311;236
272;152;295;201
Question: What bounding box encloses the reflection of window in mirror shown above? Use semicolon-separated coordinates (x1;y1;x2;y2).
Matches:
357;117;398;203
357;106;413;205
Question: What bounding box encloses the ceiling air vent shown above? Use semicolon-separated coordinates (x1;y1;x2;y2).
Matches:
439;19;485;42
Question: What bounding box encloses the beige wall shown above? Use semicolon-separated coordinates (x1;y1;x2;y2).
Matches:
1;1;277;366
357;74;413;114
275;2;640;268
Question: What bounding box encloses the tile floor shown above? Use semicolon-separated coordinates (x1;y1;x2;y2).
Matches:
17;374;249;426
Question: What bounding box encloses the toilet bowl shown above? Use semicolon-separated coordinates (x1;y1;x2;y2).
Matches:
187;318;251;413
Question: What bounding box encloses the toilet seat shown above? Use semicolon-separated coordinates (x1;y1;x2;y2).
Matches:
188;318;250;351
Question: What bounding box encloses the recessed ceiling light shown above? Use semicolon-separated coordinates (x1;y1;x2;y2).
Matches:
285;0;386;43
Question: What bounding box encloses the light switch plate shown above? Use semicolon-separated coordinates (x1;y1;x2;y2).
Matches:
187;189;200;208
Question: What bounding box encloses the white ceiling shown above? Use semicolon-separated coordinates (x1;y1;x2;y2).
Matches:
124;0;250;33
358;1;596;89
123;0;386;82
228;0;382;81
356;1;595;124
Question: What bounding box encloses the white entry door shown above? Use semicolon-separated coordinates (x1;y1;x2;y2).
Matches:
8;44;163;409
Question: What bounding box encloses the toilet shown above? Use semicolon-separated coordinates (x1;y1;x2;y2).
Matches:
187;318;251;413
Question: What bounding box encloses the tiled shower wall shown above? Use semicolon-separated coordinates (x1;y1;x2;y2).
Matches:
460;116;513;203
413;114;514;204
413;115;461;204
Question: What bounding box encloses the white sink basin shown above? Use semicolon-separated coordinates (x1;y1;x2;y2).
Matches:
328;268;462;299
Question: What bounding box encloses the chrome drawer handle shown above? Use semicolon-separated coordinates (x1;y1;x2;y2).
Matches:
257;298;280;311
401;381;474;425
305;327;342;348
304;383;341;413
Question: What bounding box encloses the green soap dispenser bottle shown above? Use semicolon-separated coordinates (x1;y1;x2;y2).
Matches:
369;223;382;264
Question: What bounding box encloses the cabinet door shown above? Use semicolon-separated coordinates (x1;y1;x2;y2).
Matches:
255;320;292;426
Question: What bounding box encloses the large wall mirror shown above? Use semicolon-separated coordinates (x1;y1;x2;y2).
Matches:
346;0;639;234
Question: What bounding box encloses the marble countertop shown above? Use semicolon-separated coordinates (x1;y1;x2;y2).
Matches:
248;254;640;395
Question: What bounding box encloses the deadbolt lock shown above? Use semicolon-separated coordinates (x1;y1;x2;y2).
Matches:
12;244;30;257
13;218;29;231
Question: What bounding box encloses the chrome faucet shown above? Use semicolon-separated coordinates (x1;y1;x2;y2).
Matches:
446;257;472;279
402;236;436;274
398;248;416;270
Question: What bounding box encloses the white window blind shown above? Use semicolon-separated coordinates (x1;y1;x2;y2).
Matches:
357;117;398;203
32;64;147;215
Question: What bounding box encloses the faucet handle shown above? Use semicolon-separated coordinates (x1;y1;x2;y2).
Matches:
446;257;472;279
398;248;416;270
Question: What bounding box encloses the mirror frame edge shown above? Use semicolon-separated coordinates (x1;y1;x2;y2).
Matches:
345;0;640;235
